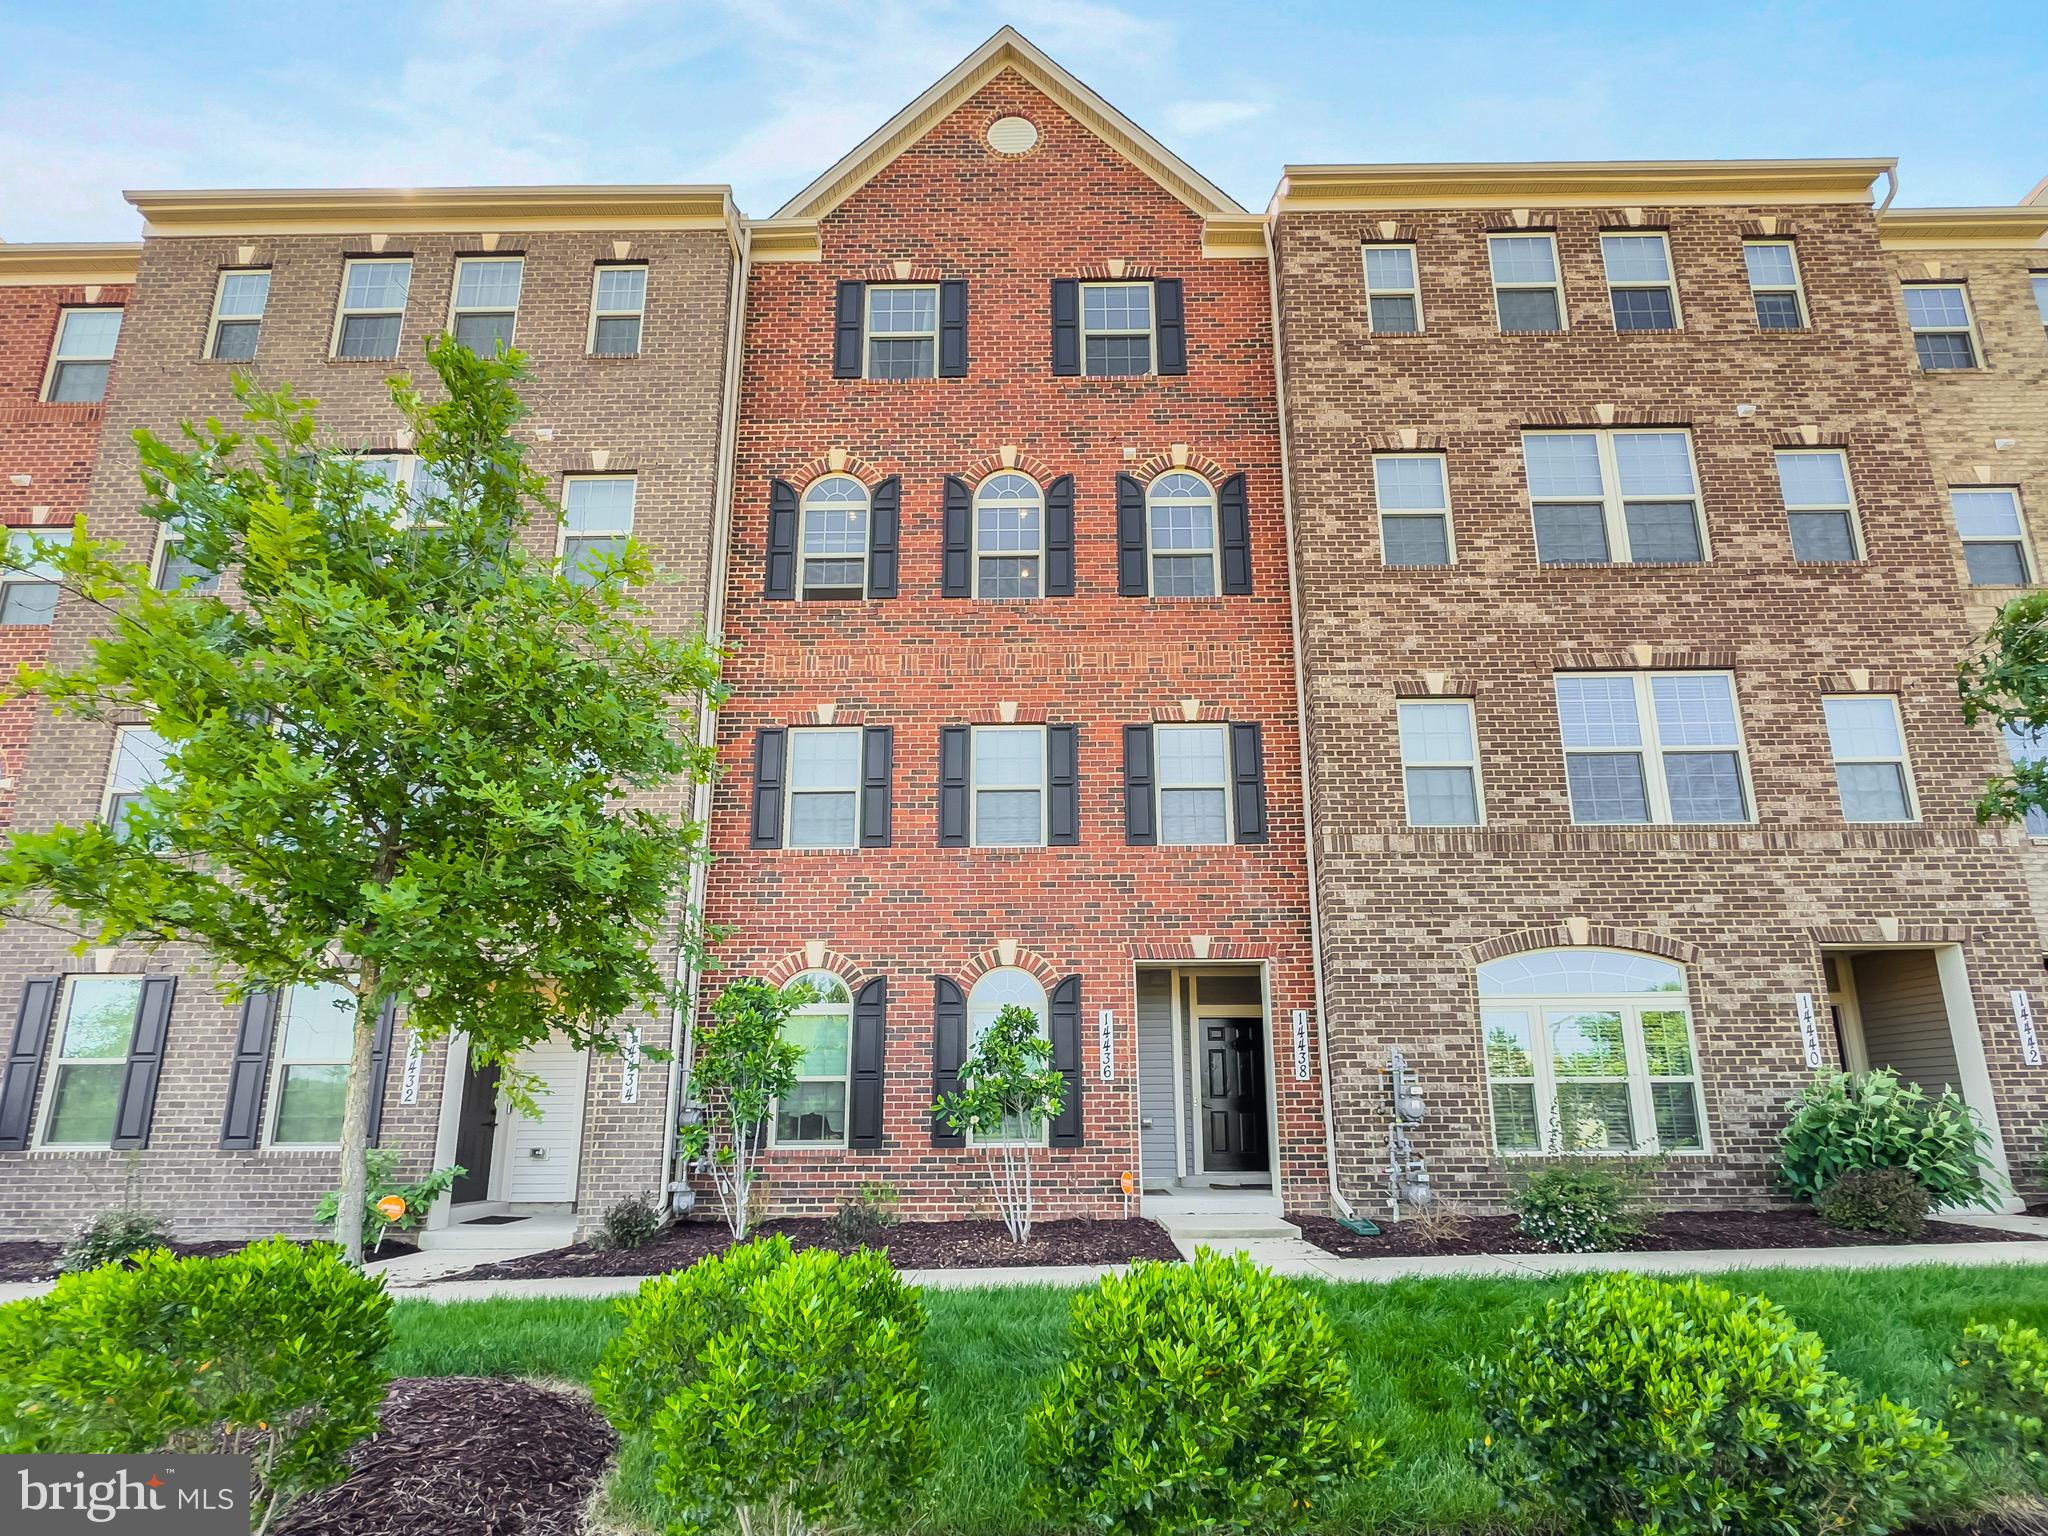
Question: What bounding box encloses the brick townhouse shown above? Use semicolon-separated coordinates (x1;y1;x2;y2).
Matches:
0;188;740;1239
1272;159;2048;1215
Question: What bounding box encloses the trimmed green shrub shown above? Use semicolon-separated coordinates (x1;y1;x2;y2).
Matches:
58;1209;176;1273
1816;1165;1932;1238
1951;1319;2048;1471
1780;1068;2000;1208
1027;1250;1378;1534
597;1192;665;1251
0;1236;391;1531
1508;1156;1650;1252
592;1236;931;1535
1473;1271;1955;1535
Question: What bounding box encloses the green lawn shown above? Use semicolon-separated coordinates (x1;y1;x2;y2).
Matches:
387;1264;2048;1535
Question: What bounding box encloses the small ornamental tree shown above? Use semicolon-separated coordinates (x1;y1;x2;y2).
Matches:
0;340;723;1266
683;978;814;1240
933;1003;1067;1245
1962;591;2048;826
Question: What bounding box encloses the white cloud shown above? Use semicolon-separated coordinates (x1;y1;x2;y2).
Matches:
1162;100;1269;135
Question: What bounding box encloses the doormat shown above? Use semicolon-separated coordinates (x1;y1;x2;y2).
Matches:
459;1215;531;1226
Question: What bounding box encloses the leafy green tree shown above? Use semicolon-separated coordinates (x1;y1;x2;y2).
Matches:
0;339;723;1264
681;978;814;1240
1961;592;2048;825
932;1003;1067;1244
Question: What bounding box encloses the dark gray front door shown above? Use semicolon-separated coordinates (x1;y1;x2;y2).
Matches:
1200;1017;1267;1172
451;1060;500;1203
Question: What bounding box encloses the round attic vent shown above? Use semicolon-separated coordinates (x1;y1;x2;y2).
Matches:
987;116;1039;155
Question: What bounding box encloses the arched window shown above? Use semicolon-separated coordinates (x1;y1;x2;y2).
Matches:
1476;948;1704;1156
799;476;868;600
1147;472;1217;597
975;472;1043;598
966;968;1049;1141
772;971;852;1146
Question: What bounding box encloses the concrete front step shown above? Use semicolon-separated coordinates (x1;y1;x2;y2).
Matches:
417;1214;576;1252
1141;1190;1283;1221
1157;1216;1303;1242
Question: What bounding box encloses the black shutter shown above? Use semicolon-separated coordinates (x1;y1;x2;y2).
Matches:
1117;474;1148;596
932;976;966;1146
109;976;176;1150
1051;278;1080;375
860;725;893;848
1048;724;1080;846
764;479;798;599
1155;279;1187;375
938;726;970;846
1123;724;1156;845
868;476;900;598
833;281;865;378
942;477;972;598
1045;475;1075;596
219;989;280;1150
1219;472;1252;594
0;977;61;1150
1231;722;1269;844
939;280;968;377
365;996;397;1148
850;977;886;1149
751;728;787;849
1049;975;1083;1145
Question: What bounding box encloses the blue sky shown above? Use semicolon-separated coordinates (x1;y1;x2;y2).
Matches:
2;0;2044;241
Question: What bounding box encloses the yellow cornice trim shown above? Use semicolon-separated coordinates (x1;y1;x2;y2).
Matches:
746;218;822;263
1201;214;1270;259
126;185;736;237
1272;158;1895;211
1877;207;2048;250
0;242;141;287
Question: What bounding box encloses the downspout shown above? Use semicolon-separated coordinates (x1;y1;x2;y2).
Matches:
1877;165;1899;214
664;203;749;1216
1263;206;1358;1221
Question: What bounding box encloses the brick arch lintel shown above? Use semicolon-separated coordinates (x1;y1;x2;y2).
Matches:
957;449;1061;488
1465;923;1704;969
1809;922;1970;947
1125;450;1232;487
759;947;884;993
954;945;1064;990
786;453;890;492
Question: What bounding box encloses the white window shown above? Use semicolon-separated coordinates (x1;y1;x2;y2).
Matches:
589;265;647;356
560;476;636;585
43;308;121;402
1600;232;1680;331
1744;241;1807;330
799;476;868;600
966;967;1050;1141
2034;275;2048;336
267;982;357;1147
2002;725;2048;838
1374;453;1452;566
1488;234;1565;333
1155;724;1231;844
1776;449;1861;563
1147;472;1217;597
1479;949;1706;1155
206;270;271;361
1398;700;1482;826
1082;282;1153;376
975;472;1043;598
333;259;411;359
354;455;444;529
1951;487;2033;586
785;728;862;848
153;509;219;594
2;527;72;625
103;726;171;840
1823;695;1916;823
449;257;524;353
865;285;938;378
1555;672;1751;825
972;725;1045;847
772;971;851;1146
34;976;147;1148
1904;284;1979;370
1523;429;1705;565
1362;245;1422;334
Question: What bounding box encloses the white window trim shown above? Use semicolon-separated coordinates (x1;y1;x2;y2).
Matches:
40;307;121;402
204;269;270;361
1397;698;1485;827
970;724;1048;848
1079;280;1157;377
1154;722;1233;845
768;971;854;1149
1743;240;1808;330
330;258;412;359
972;474;1045;599
1360;243;1424;335
1823;694;1920;824
2;526;71;622
862;283;940;379
353;453;442;530
797;474;871;601
965;968;1051;1146
263;983;358;1150
556;472;638;576
1524;428;1709;565
1600;230;1683;330
586;264;648;356
2002;726;2048;840
446;256;525;348
1951;485;2034;586
1373;451;1454;566
1145;474;1219;597
101;723;167;834
1903;282;1983;370
1555;670;1756;826
1776;447;1864;562
782;726;863;849
1487;233;1568;333
31;975;146;1151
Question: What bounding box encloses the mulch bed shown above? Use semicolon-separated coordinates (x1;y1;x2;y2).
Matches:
274;1377;614;1536
1291;1205;2036;1259
447;1215;1181;1282
0;1236;416;1284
